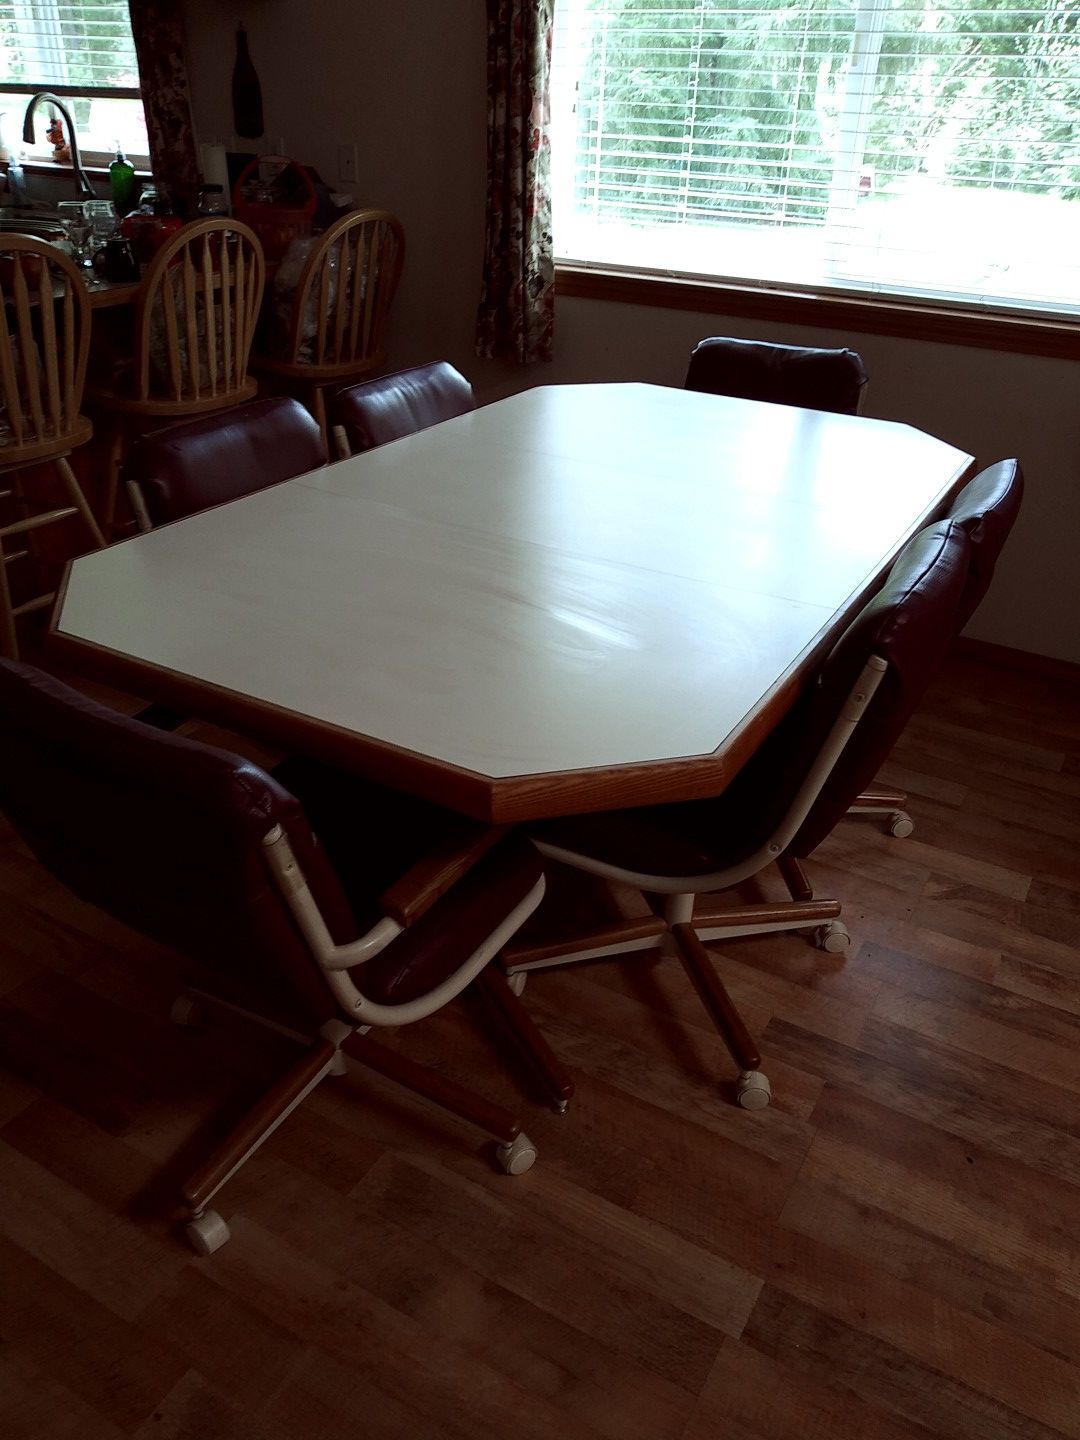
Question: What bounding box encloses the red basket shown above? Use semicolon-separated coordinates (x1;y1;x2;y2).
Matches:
231;155;317;262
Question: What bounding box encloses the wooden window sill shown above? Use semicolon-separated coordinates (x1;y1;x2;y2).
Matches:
555;264;1080;361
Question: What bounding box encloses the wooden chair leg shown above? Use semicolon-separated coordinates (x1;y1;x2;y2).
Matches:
342;1027;521;1145
101;423;127;538
332;423;351;461
475;965;575;1112
0;535;19;659
310;386;330;457
778;855;814;902
181;1035;339;1213
671;922;761;1073
847;787;914;837
850;786;908;811
55;456;106;549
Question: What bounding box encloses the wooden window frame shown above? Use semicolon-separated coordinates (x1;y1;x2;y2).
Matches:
556;263;1080;362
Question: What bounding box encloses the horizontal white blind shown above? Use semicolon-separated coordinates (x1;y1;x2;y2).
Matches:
551;0;1080;314
0;0;140;93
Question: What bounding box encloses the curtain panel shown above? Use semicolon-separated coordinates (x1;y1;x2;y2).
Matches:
476;0;555;364
128;0;200;214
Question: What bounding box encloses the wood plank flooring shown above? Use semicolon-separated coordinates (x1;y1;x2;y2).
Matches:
1;649;1079;1439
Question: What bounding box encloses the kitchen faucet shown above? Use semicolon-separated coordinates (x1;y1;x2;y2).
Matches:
21;92;96;200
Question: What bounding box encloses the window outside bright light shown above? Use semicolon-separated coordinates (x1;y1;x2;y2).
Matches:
0;1;148;164
551;0;1080;317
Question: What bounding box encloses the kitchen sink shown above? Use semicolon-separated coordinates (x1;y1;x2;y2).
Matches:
0;210;66;239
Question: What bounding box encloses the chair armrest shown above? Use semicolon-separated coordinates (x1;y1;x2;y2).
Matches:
377;821;509;927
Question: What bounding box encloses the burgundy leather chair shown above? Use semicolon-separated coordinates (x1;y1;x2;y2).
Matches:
0;659;572;1253
947;458;1025;630
685;337;869;415
332;361;477;459
849;458;1024;836
123;395;327;531
503;521;971;1110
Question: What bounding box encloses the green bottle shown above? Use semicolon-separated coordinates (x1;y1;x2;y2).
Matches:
109;147;138;216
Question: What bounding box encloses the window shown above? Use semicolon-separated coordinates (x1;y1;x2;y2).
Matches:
0;1;147;165
552;0;1080;317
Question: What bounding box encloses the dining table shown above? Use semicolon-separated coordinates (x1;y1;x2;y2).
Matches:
48;382;975;823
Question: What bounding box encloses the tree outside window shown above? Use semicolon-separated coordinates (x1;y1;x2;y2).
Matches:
552;0;1080;313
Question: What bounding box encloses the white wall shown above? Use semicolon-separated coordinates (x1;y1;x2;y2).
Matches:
181;0;1080;664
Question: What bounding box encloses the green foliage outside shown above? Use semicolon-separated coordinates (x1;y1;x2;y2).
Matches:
0;0;137;128
568;0;1080;230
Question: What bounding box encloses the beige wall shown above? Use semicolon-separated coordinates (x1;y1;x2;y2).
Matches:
181;0;1080;664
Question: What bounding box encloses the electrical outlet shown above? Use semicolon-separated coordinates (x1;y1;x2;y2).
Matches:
337;143;358;184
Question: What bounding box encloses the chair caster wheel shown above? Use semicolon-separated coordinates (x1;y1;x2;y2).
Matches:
888;810;914;839
506;972;527;997
170;995;204;1027
496;1132;537;1175
815;920;851;954
186;1208;230;1255
737;1070;772;1109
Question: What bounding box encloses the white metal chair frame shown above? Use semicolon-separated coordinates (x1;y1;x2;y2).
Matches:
505;655;888;1110
179;822;546;1255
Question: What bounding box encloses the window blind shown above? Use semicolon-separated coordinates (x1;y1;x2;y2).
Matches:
0;0;140;96
551;0;1080;315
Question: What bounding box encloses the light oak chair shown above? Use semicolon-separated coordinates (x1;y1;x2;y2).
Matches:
847;458;1024;837
685;336;869;415
87;217;266;531
504;521;971;1109
331;360;476;460
253;208;405;450
0;235;105;659
0;658;573;1254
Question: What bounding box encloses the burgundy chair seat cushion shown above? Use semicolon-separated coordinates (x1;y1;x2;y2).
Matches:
534;521;970;876
272;757;542;1006
359;836;541;1005
124;395;326;526
334;361;476;454
685;338;868;416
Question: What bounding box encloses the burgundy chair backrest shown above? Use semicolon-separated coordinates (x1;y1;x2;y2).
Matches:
710;521;970;859
0;659;353;1027
685;337;869;415
124;396;327;527
786;520;970;855
946;459;1023;630
334;361;477;455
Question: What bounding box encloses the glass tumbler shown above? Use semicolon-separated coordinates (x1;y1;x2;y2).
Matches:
56;200;91;267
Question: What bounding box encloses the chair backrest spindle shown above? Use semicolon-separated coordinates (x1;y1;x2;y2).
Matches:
0;235;91;456
133;218;265;408
284;209;404;371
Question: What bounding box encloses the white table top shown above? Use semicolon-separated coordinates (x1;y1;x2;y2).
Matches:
52;383;974;820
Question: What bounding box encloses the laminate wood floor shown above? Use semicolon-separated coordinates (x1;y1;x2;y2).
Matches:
1;650;1078;1440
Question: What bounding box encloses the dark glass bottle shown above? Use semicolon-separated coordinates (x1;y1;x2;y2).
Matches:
109;147;138;216
232;24;264;140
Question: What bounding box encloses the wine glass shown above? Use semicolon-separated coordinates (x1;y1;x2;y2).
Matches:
85;199;119;248
56;200;91;267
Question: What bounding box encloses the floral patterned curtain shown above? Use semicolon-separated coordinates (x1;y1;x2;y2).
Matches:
476;0;555;364
128;1;200;215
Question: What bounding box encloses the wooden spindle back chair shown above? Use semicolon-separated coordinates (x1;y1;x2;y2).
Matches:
0;235;104;658
253;208;405;447
130;217;265;412
88;218;266;532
